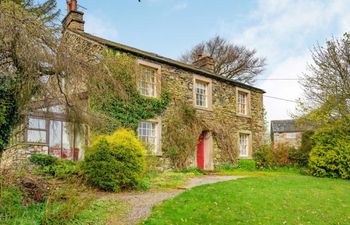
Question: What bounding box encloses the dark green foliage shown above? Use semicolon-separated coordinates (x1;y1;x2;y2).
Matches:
309;129;350;179
0;77;20;152
89;51;170;133
30;154;79;179
30;154;58;168
289;131;314;166
94;91;170;132
81;129;146;192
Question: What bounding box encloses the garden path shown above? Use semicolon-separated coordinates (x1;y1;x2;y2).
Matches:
99;175;246;225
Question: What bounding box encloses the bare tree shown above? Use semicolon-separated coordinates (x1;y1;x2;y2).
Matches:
180;35;266;84
297;33;350;128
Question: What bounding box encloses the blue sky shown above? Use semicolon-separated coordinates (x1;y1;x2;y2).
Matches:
58;0;350;121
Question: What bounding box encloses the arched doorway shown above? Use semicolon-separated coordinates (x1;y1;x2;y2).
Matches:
196;131;213;170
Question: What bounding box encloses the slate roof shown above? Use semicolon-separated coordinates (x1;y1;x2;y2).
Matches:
69;30;265;94
270;120;306;133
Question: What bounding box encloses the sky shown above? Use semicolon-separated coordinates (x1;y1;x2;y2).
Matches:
57;0;350;122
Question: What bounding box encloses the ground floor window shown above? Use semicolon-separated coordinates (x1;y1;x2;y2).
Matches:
137;121;160;154
239;133;250;157
24;116;85;160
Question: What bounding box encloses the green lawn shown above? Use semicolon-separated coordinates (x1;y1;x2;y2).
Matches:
143;175;350;225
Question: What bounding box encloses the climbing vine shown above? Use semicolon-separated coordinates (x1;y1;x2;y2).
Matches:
89;50;170;133
162;100;204;170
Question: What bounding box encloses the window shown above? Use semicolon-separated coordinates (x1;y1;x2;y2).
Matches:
25;116;84;160
27;118;47;143
237;90;249;115
138;66;157;97
286;132;297;139
49;121;74;159
195;81;208;107
137;121;159;154
239;133;249;157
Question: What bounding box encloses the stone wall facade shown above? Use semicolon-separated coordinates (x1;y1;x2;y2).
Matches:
157;59;264;166
273;132;303;148
0;144;48;171
0;31;265;171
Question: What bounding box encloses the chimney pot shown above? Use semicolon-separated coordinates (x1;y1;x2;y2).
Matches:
63;0;84;32
193;55;215;73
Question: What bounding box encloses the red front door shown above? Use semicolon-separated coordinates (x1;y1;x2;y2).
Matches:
197;133;205;169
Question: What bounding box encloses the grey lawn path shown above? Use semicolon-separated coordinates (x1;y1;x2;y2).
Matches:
99;175;246;225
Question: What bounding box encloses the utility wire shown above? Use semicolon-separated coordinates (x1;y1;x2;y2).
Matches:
256;78;301;81
264;95;298;103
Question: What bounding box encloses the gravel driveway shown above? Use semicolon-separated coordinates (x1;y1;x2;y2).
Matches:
101;175;245;225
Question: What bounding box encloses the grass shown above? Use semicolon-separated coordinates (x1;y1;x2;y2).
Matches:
143;169;204;190
143;175;350;225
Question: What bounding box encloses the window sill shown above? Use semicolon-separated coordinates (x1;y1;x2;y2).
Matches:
239;155;252;160
236;113;252;118
194;105;213;112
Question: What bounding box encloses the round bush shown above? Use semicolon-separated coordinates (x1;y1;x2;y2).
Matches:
82;129;146;192
309;129;350;179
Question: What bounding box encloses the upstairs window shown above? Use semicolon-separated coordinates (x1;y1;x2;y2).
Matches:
138;66;157;97
239;133;249;157
195;81;208;107
237;90;249;115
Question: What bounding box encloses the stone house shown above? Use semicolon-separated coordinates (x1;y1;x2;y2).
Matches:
270;120;309;148
0;1;265;171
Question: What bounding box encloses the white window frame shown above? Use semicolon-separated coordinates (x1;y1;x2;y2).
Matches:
193;75;212;110
238;131;252;158
236;88;251;116
137;60;161;98
195;80;208;107
137;119;161;155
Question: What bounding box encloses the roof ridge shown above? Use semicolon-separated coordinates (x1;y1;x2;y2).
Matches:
66;29;265;93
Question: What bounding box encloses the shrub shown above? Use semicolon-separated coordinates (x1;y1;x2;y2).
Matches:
30;154;79;179
30;154;58;168
254;144;274;168
81;129;146;192
308;129;350;179
289;131;314;166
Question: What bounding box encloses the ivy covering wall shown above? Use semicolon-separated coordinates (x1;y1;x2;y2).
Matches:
89;50;170;133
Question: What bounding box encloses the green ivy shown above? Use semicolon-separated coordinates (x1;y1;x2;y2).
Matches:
0;76;20;152
94;91;170;132
89;51;170;133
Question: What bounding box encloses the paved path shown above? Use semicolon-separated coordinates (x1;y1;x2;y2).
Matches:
101;175;245;225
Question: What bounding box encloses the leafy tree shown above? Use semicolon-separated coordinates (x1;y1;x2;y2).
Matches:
180;35;266;84
297;33;350;129
6;0;60;25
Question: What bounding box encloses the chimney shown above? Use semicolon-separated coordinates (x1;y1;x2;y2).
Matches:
192;54;215;73
62;0;85;32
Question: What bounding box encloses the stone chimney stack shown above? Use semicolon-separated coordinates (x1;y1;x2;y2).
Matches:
192;54;215;73
62;0;85;32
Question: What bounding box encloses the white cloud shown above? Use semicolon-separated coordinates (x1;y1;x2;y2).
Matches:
227;0;350;122
85;14;119;41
